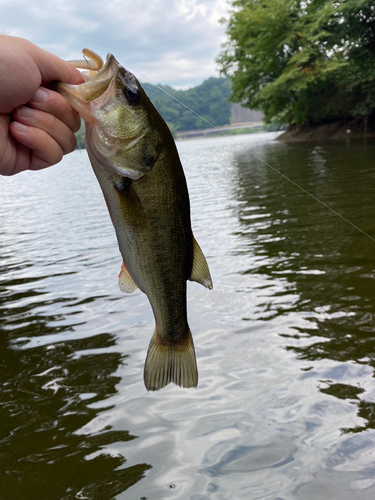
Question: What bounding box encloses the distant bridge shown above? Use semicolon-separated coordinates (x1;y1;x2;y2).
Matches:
175;121;263;140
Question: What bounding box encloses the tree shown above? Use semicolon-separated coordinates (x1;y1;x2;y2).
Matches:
74;78;233;148
143;77;232;131
217;0;375;127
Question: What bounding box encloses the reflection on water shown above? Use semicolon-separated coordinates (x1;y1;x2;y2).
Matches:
232;140;375;436
0;155;151;499
0;329;150;498
1;135;375;499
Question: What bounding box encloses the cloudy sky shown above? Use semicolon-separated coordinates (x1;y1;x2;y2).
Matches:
1;0;231;89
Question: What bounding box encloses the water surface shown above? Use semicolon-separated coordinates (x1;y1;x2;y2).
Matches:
1;133;375;499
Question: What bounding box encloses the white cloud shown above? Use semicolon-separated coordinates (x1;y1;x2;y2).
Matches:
0;0;230;88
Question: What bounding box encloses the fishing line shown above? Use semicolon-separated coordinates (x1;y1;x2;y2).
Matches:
128;64;375;245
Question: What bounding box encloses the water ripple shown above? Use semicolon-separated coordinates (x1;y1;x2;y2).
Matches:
1;136;375;499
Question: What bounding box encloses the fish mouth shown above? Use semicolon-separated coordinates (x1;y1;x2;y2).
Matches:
57;50;154;180
54;52;123;124
71;53;120;102
85;53;119;83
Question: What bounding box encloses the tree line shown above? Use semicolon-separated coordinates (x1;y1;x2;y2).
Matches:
75;77;232;147
217;0;375;129
143;77;232;134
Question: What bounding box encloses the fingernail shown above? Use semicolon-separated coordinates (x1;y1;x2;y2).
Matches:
18;106;34;118
30;88;48;104
13;122;28;132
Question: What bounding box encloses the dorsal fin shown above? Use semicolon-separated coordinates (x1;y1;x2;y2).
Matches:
118;262;138;293
189;237;213;290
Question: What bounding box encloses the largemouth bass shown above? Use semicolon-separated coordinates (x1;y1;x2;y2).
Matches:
56;50;212;391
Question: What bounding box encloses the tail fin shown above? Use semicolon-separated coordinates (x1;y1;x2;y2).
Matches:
143;329;198;391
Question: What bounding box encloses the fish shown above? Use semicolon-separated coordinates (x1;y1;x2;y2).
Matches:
55;49;212;391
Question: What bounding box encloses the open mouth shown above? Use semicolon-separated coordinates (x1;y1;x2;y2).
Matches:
68;51;120;102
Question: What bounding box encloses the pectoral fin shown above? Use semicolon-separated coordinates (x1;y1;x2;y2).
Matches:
190;237;213;290
118;262;138;293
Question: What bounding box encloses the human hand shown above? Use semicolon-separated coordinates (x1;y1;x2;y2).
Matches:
0;35;84;175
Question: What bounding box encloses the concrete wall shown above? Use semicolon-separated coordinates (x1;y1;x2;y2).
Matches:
230;103;264;124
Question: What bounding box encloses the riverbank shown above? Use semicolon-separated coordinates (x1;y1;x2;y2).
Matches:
277;118;375;142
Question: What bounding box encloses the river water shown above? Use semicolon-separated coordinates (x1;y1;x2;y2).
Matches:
1;132;375;499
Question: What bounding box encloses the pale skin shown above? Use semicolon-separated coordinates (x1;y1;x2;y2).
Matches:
0;35;85;176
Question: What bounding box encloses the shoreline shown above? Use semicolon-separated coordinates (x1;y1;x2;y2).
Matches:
277;118;375;142
175;121;263;140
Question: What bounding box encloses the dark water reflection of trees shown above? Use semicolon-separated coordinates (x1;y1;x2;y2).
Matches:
232;139;375;434
0;269;150;499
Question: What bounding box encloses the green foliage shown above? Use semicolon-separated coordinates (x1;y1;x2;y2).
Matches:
222;125;263;135
217;0;375;126
143;77;232;131
74;78;232;147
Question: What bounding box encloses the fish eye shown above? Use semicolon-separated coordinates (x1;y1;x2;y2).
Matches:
124;86;140;104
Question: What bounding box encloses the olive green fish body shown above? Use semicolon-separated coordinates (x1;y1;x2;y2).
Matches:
57;51;212;390
88;126;193;341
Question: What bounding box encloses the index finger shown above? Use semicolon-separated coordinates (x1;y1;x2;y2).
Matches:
31;47;85;86
8;36;84;85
